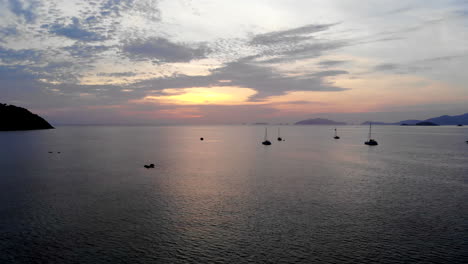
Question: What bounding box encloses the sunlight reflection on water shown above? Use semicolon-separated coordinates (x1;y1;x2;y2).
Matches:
0;125;467;263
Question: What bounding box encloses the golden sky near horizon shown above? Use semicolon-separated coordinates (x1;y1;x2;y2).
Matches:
1;0;467;123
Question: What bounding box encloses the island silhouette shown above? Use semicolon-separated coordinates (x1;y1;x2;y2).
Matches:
0;103;54;131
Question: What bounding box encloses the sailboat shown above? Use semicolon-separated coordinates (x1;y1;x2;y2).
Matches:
262;127;272;145
277;127;283;141
334;128;340;139
364;122;378;146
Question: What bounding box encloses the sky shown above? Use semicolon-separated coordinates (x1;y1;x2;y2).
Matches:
0;0;467;124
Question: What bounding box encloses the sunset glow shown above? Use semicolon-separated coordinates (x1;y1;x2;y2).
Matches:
0;0;467;124
144;86;258;105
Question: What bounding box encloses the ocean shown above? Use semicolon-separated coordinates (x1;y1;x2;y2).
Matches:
1;125;467;263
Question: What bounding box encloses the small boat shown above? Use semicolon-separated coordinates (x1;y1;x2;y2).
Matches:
457;124;463;127
277;127;283;141
262;127;272;145
144;163;155;169
365;139;378;145
364;122;378;146
334;128;340;139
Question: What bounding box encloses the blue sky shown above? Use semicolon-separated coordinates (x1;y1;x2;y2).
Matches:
1;0;467;124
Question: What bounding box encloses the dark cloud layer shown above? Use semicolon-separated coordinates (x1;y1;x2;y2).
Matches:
62;43;110;58
48;17;106;41
137;59;348;101
97;71;138;77
0;47;42;64
122;37;211;63
318;60;348;68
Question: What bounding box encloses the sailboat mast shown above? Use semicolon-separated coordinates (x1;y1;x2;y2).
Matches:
278;127;280;137
335;128;337;137
264;127;268;140
368;122;372;139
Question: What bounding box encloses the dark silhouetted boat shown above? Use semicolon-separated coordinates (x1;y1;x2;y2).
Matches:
364;122;378;146
277;127;283;141
334;128;340;139
457;124;463;127
262;127;272;145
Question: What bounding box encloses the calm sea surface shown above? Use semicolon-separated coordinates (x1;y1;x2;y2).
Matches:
1;125;467;263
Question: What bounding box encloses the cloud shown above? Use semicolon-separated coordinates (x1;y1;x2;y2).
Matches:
249;23;336;46
310;70;348;77
136;59;348;101
122;37;211;63
254;41;348;64
419;54;467;63
219;62;347;100
381;5;414;16
318;60;348;68
97;71;138;77
245;23;349;64
0;46;42;64
6;0;41;23
374;63;399;71
100;0;136;16
0;65;53;106
0;25;18;41
48;17;106;42
0;20;351;118
62;43;110;58
372;62;427;74
0;65;39;82
373;54;468;74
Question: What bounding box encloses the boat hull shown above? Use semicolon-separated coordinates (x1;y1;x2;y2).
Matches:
365;140;378;146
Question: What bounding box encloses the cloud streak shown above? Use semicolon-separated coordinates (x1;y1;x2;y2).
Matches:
122;37;211;63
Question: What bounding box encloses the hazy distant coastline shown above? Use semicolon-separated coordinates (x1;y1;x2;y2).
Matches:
361;113;468;126
292;113;468;126
295;118;347;125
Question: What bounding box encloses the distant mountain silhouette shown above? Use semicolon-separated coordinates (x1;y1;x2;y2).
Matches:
397;120;423;125
361;121;396;125
295;118;346;125
361;113;468;126
362;120;421;125
0;103;54;131
424;113;468;125
253;122;269;125
415;121;439;126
